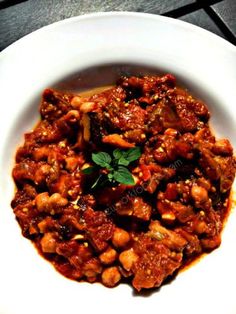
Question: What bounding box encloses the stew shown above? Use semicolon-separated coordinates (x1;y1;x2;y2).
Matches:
11;74;236;291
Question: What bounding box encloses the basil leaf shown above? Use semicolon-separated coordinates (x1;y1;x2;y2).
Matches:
92;152;112;168
107;173;114;182
113;148;123;160
124;147;141;162
85;148;141;188
82;166;97;175
118;156;130;166
113;166;135;185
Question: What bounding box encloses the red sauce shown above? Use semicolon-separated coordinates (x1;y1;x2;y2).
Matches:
11;74;236;291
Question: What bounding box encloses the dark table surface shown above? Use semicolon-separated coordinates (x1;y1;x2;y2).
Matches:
0;0;235;52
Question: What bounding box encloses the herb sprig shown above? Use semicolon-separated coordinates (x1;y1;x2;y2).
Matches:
82;147;141;188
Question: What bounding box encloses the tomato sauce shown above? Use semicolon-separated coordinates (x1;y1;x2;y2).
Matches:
11;74;236;291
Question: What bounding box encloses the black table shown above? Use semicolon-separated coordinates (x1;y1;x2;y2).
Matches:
0;0;235;51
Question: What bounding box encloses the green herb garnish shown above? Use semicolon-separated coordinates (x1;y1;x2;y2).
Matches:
91;152;113;170
82;147;141;188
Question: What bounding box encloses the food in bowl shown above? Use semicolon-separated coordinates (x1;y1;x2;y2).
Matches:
11;74;236;291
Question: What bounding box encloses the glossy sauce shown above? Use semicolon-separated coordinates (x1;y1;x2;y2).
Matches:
11;74;236;291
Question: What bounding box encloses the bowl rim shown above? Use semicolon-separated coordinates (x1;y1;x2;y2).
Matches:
0;11;236;314
1;11;236;58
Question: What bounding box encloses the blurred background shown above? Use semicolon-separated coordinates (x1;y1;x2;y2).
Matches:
0;0;235;51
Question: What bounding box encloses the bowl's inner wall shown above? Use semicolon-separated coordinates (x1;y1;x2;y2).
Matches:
2;62;235;217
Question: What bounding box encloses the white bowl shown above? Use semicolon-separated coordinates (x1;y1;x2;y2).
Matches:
0;12;236;314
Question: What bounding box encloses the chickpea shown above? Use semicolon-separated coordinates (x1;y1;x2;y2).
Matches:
195;221;208;234
49;193;68;208
41;232;57;253
83;258;102;278
112;227;130;248
80;102;96;113
101;266;121;287
191;185;208;203
36;192;68;214
99;247;118;265
71;96;84;108
35;192;50;212
119;249;138;271
35;164;51;184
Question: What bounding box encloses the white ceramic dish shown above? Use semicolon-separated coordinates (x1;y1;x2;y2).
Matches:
0;12;236;314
